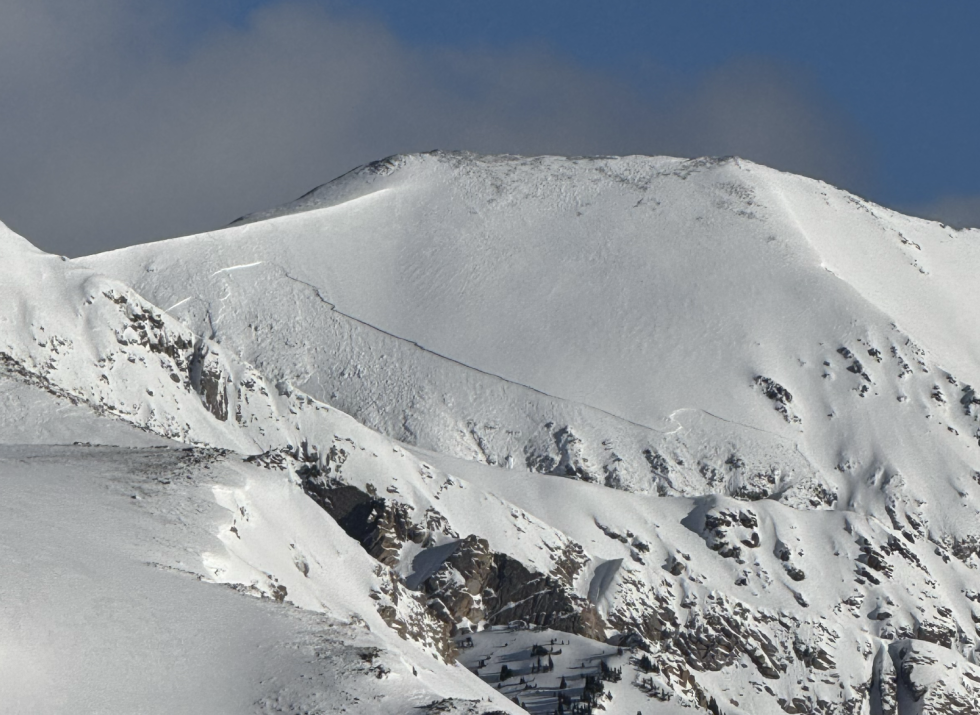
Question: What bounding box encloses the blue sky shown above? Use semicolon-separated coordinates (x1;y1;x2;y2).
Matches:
1;1;977;254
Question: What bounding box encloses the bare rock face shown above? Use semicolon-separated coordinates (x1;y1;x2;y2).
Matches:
189;344;228;422
287;438;980;714
110;290;230;422
299;469;605;641
415;698;509;715
871;644;900;715
754;375;801;424
423;537;604;639
886;640;980;715
308;482;433;567
418;535;493;626
372;563;458;663
523;424;601;483
692;505;761;562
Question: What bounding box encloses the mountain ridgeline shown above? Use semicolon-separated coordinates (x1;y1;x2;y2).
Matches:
3;152;980;714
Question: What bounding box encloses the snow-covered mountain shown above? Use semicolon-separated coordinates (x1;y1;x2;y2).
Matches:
3;152;980;714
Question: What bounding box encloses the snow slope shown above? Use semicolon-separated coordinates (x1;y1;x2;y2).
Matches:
3;152;980;713
0;439;521;714
412;445;980;713
0;222;524;713
83;152;980;542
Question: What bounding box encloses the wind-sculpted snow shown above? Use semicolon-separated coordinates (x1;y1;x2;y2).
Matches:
0;441;525;714
83;152;980;554
76;253;829;505
2;151;980;713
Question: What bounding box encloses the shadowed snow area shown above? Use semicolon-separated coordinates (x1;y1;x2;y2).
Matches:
2;153;980;713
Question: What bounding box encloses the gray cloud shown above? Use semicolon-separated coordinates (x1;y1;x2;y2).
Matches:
0;1;873;256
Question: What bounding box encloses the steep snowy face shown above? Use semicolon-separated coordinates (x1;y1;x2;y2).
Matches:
3;152;980;714
85;152;980;423
0;222;535;713
82;153;980;543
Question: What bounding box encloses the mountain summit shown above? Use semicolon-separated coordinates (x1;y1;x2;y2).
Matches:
4;152;980;714
85;152;980;520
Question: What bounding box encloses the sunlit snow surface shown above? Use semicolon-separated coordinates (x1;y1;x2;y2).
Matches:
0;386;517;714
2;152;980;713
84;152;980;523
